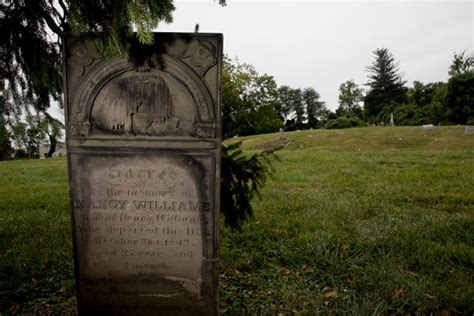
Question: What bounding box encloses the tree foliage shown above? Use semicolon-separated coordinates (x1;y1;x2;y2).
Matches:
303;88;328;128
384;82;447;126
276;86;292;123
448;51;474;77
445;51;474;124
0;113;13;160
278;86;329;130
446;72;474;124
222;57;282;138
364;48;407;121
277;87;304;129
9;110;64;158
325;116;366;129
291;88;305;126
303;88;320;127
336;80;364;119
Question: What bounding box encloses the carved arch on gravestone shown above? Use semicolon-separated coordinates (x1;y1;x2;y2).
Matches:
69;55;217;138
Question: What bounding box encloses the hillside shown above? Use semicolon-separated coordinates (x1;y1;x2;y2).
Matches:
0;126;473;314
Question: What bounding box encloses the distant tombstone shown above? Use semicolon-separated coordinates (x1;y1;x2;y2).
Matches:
422;124;435;131
63;33;222;315
279;128;285;141
464;126;474;134
389;113;395;127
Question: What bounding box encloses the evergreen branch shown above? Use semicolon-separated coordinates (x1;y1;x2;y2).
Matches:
40;8;62;35
47;0;62;23
57;0;68;24
221;142;280;230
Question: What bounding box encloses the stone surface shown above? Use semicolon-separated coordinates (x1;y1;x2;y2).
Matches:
279;128;285;141
464;126;474;134
63;33;222;315
422;124;434;131
389;113;395;127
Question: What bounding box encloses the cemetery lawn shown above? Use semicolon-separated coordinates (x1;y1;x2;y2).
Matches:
1;126;473;314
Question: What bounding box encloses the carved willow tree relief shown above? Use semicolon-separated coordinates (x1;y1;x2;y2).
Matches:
90;70;207;137
92;73;180;136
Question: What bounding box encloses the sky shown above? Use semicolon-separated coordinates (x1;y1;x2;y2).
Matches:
157;0;473;111
47;0;473;122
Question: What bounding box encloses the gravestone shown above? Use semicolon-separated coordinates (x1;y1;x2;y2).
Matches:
279;128;286;141
464;126;474;134
389;113;395;126
422;124;435;131
63;33;222;315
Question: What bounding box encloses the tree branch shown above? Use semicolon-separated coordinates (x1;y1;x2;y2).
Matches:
41;9;63;35
47;0;62;22
58;0;69;24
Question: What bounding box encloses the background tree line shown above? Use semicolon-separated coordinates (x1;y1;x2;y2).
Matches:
222;57;331;139
360;49;473;127
222;49;473;137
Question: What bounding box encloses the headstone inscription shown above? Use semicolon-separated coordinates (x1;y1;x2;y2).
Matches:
63;33;222;315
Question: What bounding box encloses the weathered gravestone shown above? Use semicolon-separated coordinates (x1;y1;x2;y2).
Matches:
63;33;222;315
464;126;474;134
389;113;395;127
422;124;435;131
279;128;285;141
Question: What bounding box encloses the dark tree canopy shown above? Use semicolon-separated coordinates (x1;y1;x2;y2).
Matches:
1;0;178;113
445;51;474;124
364;48;407;121
303;87;327;128
0;111;13;160
291;88;305;126
391;81;448;126
446;72;474;124
278;85;328;130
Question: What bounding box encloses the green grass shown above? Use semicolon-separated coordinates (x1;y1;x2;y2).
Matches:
0;158;75;314
0;158;74;314
1;126;473;314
